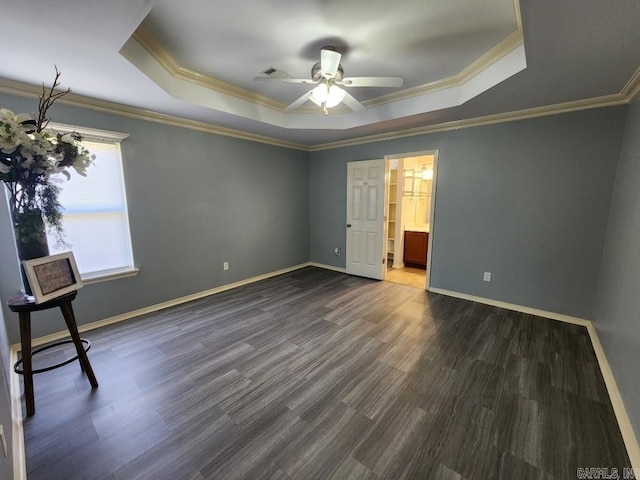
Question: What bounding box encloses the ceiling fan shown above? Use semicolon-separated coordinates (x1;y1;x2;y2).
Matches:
254;47;404;115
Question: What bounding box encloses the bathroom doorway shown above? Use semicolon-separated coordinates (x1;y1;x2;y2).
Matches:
384;151;437;289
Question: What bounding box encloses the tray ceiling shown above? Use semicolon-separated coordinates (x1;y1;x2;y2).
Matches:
122;0;526;130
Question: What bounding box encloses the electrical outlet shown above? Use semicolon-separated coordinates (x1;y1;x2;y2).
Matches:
334;247;341;256
223;261;229;271
0;424;6;458
483;271;491;282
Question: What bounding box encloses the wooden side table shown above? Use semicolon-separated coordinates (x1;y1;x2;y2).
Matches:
8;291;98;416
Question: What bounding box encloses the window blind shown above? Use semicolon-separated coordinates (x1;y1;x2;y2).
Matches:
48;140;134;276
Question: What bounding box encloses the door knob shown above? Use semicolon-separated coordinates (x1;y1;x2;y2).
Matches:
346;224;352;228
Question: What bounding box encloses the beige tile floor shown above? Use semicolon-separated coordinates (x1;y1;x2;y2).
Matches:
385;266;427;289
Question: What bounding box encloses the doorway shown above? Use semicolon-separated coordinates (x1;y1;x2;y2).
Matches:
384;151;437;289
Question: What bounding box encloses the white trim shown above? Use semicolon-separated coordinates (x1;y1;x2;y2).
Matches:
123;27;527;131
132;19;525;115
308;88;637;152
0;78;308;151
131;26;285;111
428;287;591;325
0;66;638;151
47;123;129;143
425;152;438;289
10;262;311;350
586;323;640;470
427;286;640;468
81;267;139;285
308;262;347;273
10;347;26;480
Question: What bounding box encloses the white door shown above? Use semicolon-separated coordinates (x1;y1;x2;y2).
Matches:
346;159;385;280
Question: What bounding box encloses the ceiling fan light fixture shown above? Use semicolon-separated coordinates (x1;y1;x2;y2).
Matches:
421;165;434;180
310;83;346;108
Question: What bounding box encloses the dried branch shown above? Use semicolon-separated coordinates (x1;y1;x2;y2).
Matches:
36;66;71;132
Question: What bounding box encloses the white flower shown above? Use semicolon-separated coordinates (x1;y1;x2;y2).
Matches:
0;110;38;154
0;123;21;154
19;133;53;159
0;108;30;122
71;152;93;177
0;136;20;154
60;133;75;144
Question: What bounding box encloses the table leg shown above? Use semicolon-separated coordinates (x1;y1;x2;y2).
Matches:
19;312;35;417
59;302;98;389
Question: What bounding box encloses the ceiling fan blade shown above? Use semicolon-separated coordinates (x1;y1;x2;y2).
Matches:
341;91;366;112
285;90;314;111
253;77;318;84
340;77;404;88
320;49;341;77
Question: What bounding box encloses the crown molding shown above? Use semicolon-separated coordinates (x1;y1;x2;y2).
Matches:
309;92;630;151
2;64;638;154
366;0;523;107
48;122;130;143
621;66;640;101
0;77;307;151
364;31;524;108
132;26;286;111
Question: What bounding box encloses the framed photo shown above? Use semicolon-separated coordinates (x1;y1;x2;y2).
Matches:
23;252;83;304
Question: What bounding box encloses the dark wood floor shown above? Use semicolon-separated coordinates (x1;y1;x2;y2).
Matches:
19;267;630;479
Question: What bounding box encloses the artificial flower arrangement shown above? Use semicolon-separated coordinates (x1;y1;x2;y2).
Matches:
0;68;95;259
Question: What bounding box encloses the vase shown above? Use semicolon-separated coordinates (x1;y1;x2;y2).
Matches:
12;209;50;296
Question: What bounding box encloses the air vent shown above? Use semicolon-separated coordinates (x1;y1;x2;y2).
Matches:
261;68;291;79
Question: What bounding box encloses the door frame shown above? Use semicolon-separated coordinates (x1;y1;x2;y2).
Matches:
384;149;439;289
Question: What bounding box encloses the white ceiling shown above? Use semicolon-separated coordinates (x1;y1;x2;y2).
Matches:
1;0;639;148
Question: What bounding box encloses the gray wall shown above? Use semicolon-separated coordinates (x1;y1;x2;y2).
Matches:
310;107;627;319
593;98;640;435
1;90;636;458
0;92;310;344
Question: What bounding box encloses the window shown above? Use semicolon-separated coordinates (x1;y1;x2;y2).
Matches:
46;124;135;282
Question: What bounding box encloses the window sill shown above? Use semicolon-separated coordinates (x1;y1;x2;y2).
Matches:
81;267;139;285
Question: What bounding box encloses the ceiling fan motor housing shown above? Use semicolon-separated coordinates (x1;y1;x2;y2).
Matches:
312;62;344;82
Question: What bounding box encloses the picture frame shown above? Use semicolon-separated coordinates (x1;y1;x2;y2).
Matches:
23;252;83;304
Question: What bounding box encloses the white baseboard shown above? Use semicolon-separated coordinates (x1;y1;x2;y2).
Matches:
585;323;640;469
9;347;25;480
427;286;640;469
427;287;590;326
308;262;347;273
12;262;312;350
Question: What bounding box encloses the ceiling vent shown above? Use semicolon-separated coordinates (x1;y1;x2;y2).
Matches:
261;67;291;78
